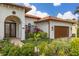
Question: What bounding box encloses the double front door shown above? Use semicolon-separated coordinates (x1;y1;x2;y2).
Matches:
5;23;16;37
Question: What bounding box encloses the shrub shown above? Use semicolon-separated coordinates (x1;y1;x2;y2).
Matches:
24;32;49;44
36;39;70;56
1;40;35;56
37;32;48;39
69;38;79;56
0;40;5;55
6;46;21;56
0;39;21;56
77;28;79;37
25;32;34;39
2;42;14;56
37;41;48;56
47;40;70;56
2;38;79;56
25;32;48;40
20;43;35;56
2;44;22;56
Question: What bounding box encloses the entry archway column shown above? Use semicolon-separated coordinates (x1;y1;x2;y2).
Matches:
21;19;25;40
0;21;4;40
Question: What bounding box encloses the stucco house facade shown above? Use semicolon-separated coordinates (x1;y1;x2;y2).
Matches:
25;14;76;39
0;3;31;40
35;16;76;39
0;3;77;40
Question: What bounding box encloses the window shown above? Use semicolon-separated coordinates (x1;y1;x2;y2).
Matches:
12;11;16;14
28;23;31;32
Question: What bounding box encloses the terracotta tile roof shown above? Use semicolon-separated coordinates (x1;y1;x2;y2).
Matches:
34;16;77;24
1;3;32;12
25;14;41;19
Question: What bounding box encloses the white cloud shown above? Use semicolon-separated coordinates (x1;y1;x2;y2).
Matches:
53;3;61;6
24;3;31;7
57;13;63;18
63;11;78;19
75;14;79;18
25;4;49;18
57;11;78;20
36;11;49;18
26;5;37;15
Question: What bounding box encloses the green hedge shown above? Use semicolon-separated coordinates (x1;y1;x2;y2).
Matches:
20;43;35;56
69;38;79;56
1;38;79;56
1;42;35;56
77;28;79;37
37;40;70;56
25;32;48;40
36;38;79;56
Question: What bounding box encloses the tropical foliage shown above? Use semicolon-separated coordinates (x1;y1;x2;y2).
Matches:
0;32;79;56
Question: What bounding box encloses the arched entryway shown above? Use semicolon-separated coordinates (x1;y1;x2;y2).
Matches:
4;15;21;38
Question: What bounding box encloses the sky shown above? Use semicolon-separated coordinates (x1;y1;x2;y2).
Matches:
24;3;79;19
30;3;78;16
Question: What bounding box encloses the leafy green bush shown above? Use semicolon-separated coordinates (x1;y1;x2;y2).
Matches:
0;39;21;56
47;40;70;56
2;41;14;56
20;43;35;56
24;32;49;45
2;38;79;56
36;39;70;56
69;38;79;56
6;46;21;56
2;41;35;56
77;28;79;37
25;32;48;40
37;32;48;39
25;32;34;39
0;40;5;54
37;41;48;56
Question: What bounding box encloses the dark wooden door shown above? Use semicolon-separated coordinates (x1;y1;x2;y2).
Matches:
54;26;69;38
5;23;16;37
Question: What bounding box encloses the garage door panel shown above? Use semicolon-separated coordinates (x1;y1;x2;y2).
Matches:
55;26;69;38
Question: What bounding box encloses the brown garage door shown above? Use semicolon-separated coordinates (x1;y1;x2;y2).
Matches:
54;26;69;38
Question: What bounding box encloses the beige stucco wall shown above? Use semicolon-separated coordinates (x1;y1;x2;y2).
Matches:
72;24;77;36
35;21;73;39
25;17;38;25
0;4;25;40
35;22;49;35
50;21;72;39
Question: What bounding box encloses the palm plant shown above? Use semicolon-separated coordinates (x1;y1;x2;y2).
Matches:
74;7;79;14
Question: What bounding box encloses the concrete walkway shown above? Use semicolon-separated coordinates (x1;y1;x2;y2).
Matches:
10;38;24;47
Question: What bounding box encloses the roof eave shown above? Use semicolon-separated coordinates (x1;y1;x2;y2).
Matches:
34;19;77;24
25;14;41;19
1;3;32;13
